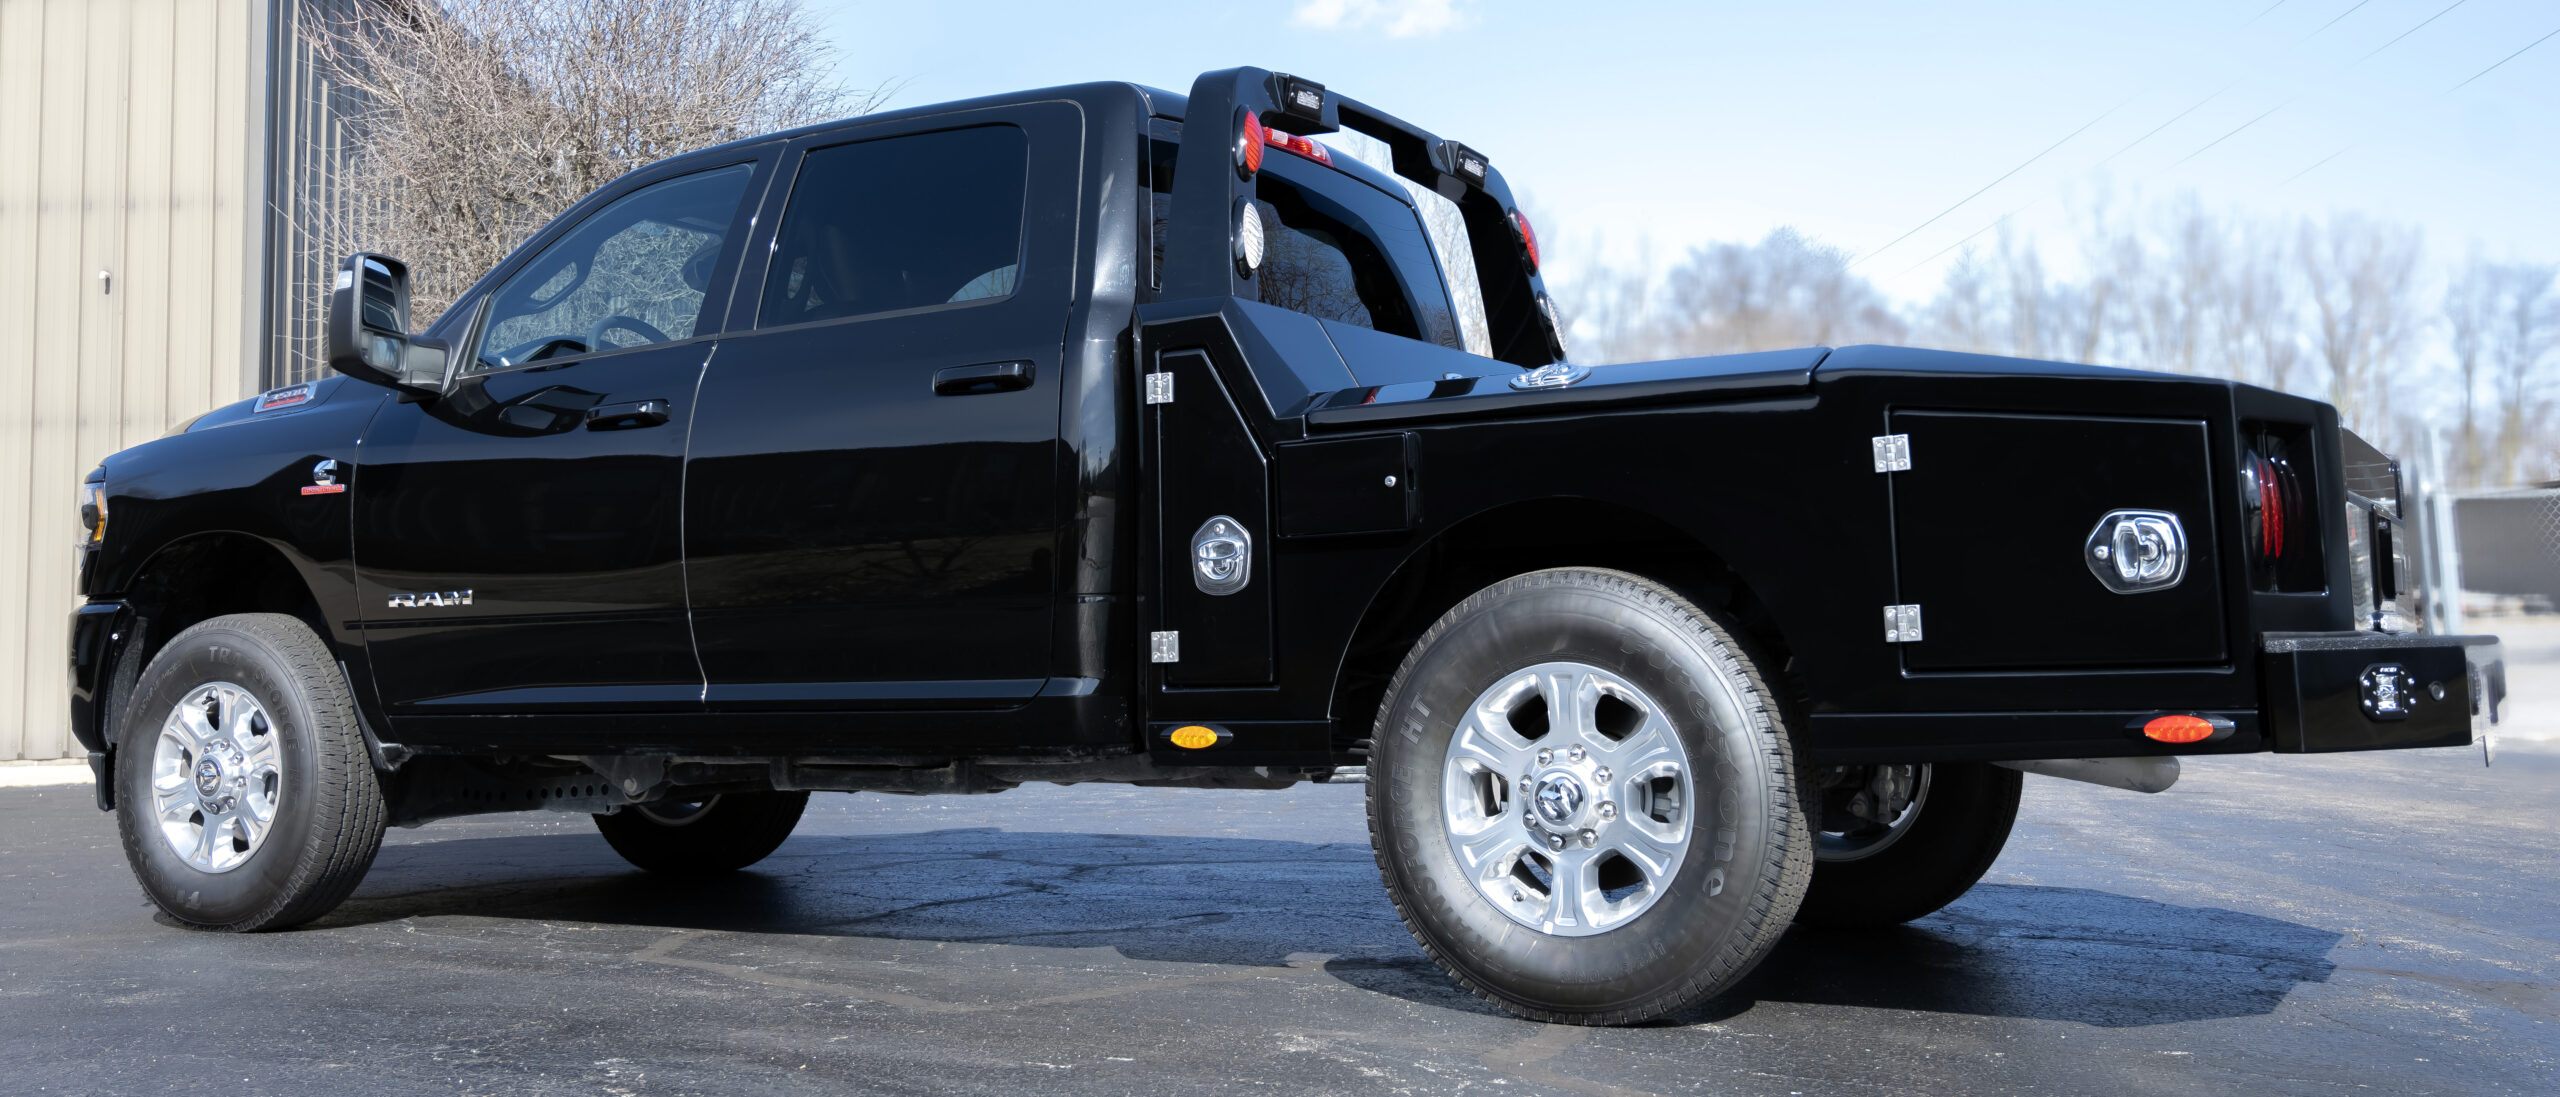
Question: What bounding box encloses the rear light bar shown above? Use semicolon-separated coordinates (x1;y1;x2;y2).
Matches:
1259;125;1332;167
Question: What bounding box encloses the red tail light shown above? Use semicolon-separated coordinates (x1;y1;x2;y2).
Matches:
1236;108;1264;177
1260;126;1332;166
1511;209;1541;275
2243;449;2299;566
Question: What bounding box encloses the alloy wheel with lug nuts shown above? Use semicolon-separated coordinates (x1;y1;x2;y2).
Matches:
1369;567;1812;1025
1438;659;1697;938
148;682;285;874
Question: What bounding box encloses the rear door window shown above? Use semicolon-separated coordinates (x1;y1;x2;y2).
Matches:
759;125;1030;328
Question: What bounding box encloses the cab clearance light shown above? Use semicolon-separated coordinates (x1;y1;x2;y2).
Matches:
1261;126;1332;167
1168;725;1221;750
2137;713;2235;744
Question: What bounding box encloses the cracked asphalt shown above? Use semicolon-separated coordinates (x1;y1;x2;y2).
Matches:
3;741;2554;1096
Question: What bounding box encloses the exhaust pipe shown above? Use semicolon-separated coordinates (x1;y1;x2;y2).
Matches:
1994;755;2180;794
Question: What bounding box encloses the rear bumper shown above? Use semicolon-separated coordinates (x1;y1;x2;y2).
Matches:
2261;631;2503;753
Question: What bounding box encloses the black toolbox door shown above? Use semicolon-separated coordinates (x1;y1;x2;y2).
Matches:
1888;410;2227;671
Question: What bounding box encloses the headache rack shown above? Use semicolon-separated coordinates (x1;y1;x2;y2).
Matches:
1158;67;1566;370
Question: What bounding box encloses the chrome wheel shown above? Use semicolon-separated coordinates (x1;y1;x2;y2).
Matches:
1815;763;1931;863
1440;661;1693;937
147;682;283;874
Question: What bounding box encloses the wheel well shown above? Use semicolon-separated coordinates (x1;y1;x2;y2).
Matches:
1328;498;1801;755
112;534;333;747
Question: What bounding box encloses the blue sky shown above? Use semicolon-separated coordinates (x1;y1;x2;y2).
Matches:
817;0;2560;304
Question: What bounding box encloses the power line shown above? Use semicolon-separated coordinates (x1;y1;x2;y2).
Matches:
2280;145;2354;185
1901;203;2032;277
2452;25;2560;89
2304;0;2374;40
1852;96;2132;267
2357;0;2466;64
2100;82;2237;165
2171;98;2295;166
2249;1;2290;25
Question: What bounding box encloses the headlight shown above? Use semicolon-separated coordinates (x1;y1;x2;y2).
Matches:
78;477;106;549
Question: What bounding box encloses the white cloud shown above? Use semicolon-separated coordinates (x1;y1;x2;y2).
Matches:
1289;0;1469;38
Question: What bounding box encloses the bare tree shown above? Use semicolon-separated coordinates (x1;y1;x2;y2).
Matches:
1654;228;1906;356
2485;263;2560;484
2442;255;2497;486
2298;214;2423;433
307;0;878;322
1917;249;1996;354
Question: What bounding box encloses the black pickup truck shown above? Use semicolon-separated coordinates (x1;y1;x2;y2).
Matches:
69;67;2505;1025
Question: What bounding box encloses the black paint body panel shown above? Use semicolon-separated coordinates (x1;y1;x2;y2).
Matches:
1888;410;2226;670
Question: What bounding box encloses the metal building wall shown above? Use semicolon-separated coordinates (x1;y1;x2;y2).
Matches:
264;0;365;387
0;0;267;760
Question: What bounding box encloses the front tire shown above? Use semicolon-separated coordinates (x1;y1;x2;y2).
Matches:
593;791;810;875
1368;568;1812;1025
114;613;387;931
1795;762;2021;928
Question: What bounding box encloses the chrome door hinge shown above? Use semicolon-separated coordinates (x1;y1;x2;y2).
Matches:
1145;372;1175;404
1871;434;1911;472
1150;631;1181;663
1883;604;1923;643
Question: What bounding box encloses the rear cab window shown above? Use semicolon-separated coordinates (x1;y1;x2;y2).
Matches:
1149;132;1475;359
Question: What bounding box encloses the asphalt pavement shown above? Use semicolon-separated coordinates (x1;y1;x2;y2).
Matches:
3;740;2555;1096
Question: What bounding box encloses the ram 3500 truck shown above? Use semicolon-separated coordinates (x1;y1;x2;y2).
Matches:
68;68;2505;1025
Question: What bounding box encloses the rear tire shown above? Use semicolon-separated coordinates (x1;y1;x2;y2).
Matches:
593;791;810;875
1368;568;1812;1025
1795;762;2021;928
114;613;386;931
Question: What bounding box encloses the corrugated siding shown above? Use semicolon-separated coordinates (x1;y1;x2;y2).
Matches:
0;0;265;760
265;0;363;386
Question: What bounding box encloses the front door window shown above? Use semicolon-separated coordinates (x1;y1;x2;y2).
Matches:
472;164;755;371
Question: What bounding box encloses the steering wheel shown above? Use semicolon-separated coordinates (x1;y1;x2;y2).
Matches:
587;315;672;351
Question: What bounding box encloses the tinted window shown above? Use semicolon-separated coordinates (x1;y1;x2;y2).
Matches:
1150;143;1461;350
760;126;1029;327
473;164;753;371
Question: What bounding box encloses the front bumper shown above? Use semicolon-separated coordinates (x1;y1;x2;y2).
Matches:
2261;631;2503;753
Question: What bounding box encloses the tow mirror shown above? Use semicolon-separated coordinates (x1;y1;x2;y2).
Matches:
326;252;449;396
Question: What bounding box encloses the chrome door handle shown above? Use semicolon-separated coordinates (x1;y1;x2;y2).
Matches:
585;399;670;431
933;361;1033;396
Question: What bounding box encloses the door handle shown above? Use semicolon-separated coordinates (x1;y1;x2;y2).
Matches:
932;361;1034;396
585;399;671;431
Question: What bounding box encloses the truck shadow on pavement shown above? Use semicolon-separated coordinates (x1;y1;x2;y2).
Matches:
331;827;2338;1028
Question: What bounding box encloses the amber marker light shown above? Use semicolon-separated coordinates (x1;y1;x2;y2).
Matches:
1169;725;1220;750
2142;714;2217;744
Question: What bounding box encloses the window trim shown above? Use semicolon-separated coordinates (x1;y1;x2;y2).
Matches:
748;121;1036;335
455;154;772;379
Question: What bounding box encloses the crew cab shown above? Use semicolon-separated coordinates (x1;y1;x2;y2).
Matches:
68;68;2506;1025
